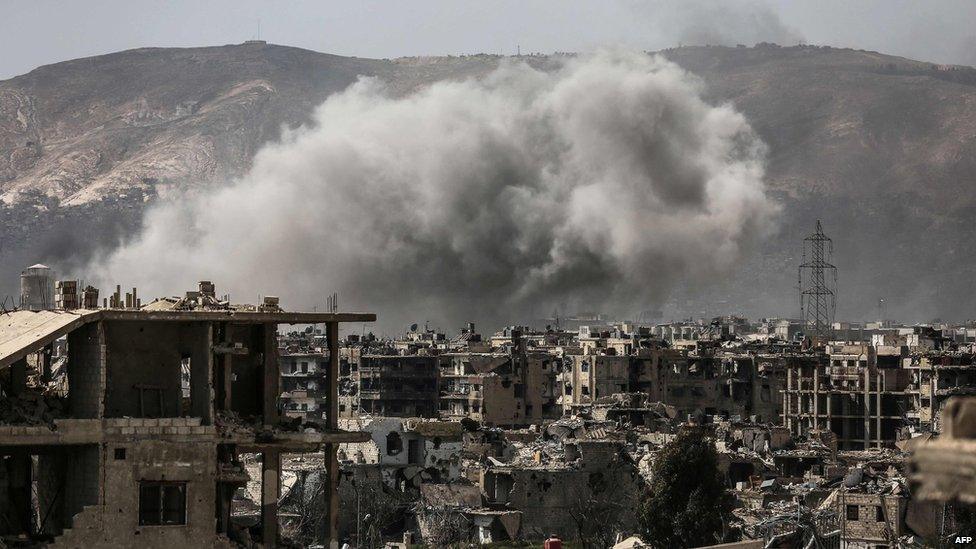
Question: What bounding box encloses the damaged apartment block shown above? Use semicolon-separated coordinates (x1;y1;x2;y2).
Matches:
0;280;374;548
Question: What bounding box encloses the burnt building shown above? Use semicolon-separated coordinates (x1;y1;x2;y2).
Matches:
357;355;440;417
0;295;374;548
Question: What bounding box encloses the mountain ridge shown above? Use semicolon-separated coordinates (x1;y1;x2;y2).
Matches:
2;42;975;321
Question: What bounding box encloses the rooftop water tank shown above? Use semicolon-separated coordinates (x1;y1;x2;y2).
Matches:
20;264;55;311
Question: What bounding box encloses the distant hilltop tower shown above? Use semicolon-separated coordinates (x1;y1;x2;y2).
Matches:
798;220;837;343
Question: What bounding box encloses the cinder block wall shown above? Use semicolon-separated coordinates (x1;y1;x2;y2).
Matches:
67;323;106;419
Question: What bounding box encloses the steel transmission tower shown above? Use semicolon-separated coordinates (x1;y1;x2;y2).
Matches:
798;220;837;343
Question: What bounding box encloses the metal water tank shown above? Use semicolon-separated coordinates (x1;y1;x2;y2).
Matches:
20;264;55;311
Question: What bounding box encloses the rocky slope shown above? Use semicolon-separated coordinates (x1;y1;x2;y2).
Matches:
2;42;975;320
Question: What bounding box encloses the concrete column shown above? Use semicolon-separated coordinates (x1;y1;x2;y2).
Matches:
9;451;32;534
324;321;340;548
864;367;871;450
216;482;232;534
876;371;882;448
785;366;793;432
213;323;233;411
262;323;279;426
10;357;27;397
813;364;820;431
216;444;234;535
187;322;214;423
262;450;281;546
826;383;832;429
222;354;233;410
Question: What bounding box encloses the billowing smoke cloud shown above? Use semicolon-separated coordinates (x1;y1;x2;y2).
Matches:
90;51;777;331
632;0;805;48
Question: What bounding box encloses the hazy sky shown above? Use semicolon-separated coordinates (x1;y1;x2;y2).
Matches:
2;1;975;79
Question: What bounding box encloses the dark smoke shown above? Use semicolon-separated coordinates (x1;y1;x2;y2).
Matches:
631;0;805;48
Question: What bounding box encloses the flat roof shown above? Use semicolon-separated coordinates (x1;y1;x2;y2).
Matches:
98;309;375;324
0;310;99;369
0;308;376;368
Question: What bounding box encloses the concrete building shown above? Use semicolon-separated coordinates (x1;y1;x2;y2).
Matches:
338;416;464;483
439;353;524;426
358;355;440;417
904;350;976;432
333;416;464;544
0;293;374;548
279;352;328;420
558;344;784;424
784;343;914;450
836;490;907;548
480;439;640;541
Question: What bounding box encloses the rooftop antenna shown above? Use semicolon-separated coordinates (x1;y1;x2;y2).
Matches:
798;220;837;344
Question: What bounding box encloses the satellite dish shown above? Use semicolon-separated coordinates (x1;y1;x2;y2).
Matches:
410;323;418;332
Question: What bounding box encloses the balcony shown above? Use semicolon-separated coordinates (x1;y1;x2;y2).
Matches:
281;370;323;378
281;387;327;399
359;389;435;400
440;390;482;400
357;368;438;378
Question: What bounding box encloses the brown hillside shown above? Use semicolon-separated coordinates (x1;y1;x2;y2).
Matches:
2;42;975;320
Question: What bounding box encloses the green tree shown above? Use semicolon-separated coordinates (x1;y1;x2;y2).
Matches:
638;427;733;548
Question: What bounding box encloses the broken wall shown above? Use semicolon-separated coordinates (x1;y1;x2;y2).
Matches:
481;376;522;427
50;440;218;548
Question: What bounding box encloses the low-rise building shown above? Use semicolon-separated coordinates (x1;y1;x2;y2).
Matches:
0;287;374;548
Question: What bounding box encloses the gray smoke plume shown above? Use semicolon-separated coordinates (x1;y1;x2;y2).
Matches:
629;0;805;48
90;50;777;331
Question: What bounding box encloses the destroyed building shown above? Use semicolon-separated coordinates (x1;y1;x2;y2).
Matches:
0;280;374;548
783;342;913;450
439;353;524;425
357;355;440;417
331;416;465;542
5;293;949;547
279;352;328;420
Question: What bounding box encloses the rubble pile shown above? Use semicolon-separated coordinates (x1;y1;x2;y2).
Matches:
214;410;257;438
215;410;332;442
0;390;66;427
169;293;231;311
